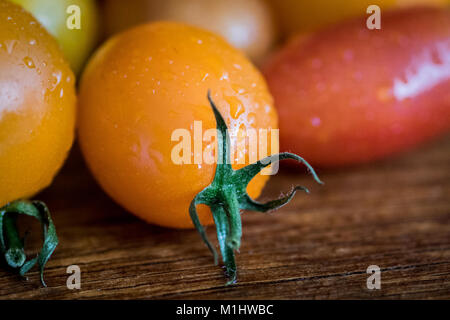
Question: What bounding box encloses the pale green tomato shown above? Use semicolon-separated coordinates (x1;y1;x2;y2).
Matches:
10;0;100;74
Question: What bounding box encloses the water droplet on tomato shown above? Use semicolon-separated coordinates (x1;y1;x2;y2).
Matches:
311;117;321;127
50;71;62;91
231;104;244;119
220;72;229;81
23;57;35;69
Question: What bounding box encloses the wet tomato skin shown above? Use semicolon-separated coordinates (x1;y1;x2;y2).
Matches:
78;22;278;229
263;8;450;167
0;1;76;206
10;0;100;75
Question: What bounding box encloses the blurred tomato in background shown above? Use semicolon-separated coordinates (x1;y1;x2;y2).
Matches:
263;7;450;167
101;0;276;62
267;0;449;37
10;0;100;74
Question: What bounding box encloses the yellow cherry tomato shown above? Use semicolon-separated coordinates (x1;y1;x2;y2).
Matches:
78;22;278;229
0;1;76;207
10;0;100;74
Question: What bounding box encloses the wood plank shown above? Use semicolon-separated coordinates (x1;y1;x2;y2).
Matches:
0;135;449;299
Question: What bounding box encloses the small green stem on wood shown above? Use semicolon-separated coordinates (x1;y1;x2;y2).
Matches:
3;215;26;268
0;200;58;287
189;91;323;285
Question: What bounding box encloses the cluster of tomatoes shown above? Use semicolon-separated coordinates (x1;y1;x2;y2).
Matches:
1;0;449;284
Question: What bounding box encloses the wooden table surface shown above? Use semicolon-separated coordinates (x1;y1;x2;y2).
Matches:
1;136;449;300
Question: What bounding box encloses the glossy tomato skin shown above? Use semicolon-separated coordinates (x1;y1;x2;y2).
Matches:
263;8;450;168
10;0;100;75
267;0;449;36
0;1;76;207
78;22;278;229
102;0;276;62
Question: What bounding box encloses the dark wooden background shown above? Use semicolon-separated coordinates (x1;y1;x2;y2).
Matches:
0;136;449;299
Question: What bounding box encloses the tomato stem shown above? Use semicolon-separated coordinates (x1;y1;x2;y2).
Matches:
189;91;323;285
3;215;26;268
0;200;58;287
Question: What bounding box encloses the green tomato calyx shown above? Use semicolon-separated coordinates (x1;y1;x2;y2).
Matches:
0;200;58;287
189;91;323;285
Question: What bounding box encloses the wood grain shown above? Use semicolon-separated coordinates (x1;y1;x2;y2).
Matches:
0;136;449;299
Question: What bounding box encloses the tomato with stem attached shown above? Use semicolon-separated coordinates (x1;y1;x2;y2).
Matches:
0;1;76;285
78;22;322;284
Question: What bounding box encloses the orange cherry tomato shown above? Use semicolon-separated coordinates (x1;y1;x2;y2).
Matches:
0;1;76;207
102;0;276;62
78;22;278;229
263;7;450;167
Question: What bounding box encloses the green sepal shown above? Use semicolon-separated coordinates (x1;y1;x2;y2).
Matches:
189;91;323;285
0;200;58;287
